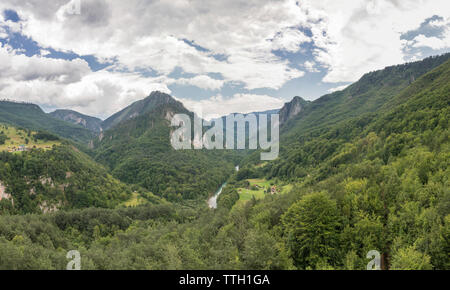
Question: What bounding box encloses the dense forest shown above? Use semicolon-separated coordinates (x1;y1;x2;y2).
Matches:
0;55;448;270
0;144;138;214
93;95;238;202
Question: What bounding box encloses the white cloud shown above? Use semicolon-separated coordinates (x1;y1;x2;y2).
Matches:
0;45;90;83
173;75;225;91
177;93;284;120
0;25;7;38
0;0;308;90
303;61;319;73
412;33;450;50
327;84;349;93
0;44;171;118
271;27;311;53
0;0;449;117
301;0;450;83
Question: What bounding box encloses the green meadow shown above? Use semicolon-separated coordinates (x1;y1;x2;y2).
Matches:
0;124;60;152
235;178;293;206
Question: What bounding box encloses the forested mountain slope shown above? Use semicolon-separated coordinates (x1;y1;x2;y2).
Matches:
0;141;143;215
0;56;447;270
224;57;449;269
94;92;236;201
243;54;450;178
281;53;450;139
0;101;95;144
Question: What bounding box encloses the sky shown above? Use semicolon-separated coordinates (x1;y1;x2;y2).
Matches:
0;0;449;120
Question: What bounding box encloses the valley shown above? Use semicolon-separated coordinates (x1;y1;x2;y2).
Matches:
0;54;448;270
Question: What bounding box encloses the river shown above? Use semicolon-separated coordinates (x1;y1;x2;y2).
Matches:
207;165;239;209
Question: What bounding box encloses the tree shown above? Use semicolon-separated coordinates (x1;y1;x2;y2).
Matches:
282;192;342;269
391;246;432;270
241;229;293;270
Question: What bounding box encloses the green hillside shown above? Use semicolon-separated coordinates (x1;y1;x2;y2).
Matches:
0;56;447;270
222;57;449;269
94;95;236;201
0;101;95;145
0;142;147;214
281;53;449;139
0;124;61;152
248;54;450;179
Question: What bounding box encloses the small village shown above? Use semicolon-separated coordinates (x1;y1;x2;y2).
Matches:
5;144;53;153
7;144;29;153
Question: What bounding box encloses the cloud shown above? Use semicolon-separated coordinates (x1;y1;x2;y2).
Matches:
271;27;312;53
0;0;449;117
301;0;450;83
0;27;7;38
0;44;170;118
303;61;319;73
400;15;450;59
177;93;285;120
0;44;90;83
173;75;225;91
327;84;349;93
0;0;308;90
412;34;450;50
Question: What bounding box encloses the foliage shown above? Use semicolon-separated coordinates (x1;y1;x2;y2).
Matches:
93;102;236;201
0;55;448;270
0;144;135;214
282;192;342;269
0;132;7;145
0;101;95;144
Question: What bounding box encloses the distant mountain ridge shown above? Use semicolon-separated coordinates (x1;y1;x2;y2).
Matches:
243;53;450;180
0;100;95;145
279;53;450;140
49;109;103;133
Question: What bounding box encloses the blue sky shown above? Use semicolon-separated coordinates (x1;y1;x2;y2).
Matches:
0;0;449;119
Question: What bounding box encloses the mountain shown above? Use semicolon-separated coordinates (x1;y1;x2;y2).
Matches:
49;109;103;133
279;96;309;125
0;55;448;270
246;53;450;179
0;133;133;214
94;92;236;201
102;91;184;131
224;55;450;270
281;53;450;138
0;101;95;144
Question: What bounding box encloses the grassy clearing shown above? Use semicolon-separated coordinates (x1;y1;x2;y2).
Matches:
123;192;147;207
235;178;293;206
254;162;268;168
0;124;60;152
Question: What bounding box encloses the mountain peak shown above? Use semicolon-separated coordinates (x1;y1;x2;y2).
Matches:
291;96;307;103
102;91;188;130
279;96;309;125
142;91;179;108
149;90;173;99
